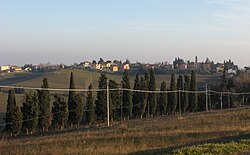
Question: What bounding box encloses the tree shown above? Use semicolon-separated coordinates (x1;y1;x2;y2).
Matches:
148;69;157;116
158;81;168;115
144;71;150;116
221;68;228;90
177;75;184;113
86;84;95;125
37;77;51;131
68;72;83;127
109;80;120;121
132;73;141;118
183;75;190;113
5;89;22;136
169;72;177;113
96;73;107;121
52;95;68;129
139;77;148;118
21;92;39;134
189;70;198;112
121;70;132;119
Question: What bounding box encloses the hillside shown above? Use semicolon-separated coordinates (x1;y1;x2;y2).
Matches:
0;69;215;89
1;107;249;154
0;69;215;114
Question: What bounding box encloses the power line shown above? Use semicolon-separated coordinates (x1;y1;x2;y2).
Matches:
2;85;249;94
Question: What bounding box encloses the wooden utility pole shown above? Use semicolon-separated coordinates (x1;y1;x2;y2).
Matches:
120;88;123;122
205;83;208;111
107;79;110;127
220;93;223;110
179;89;181;114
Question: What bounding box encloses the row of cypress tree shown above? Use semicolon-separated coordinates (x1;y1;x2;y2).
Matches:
93;69;198;123
5;70;197;135
5;73;83;135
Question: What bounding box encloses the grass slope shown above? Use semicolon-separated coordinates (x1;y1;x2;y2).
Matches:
0;69;214;113
0;69;214;89
0;107;249;154
173;140;250;155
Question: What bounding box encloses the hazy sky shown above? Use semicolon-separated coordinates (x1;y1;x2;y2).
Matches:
1;0;250;67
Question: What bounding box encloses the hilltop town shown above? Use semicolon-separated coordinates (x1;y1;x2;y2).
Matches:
0;56;248;75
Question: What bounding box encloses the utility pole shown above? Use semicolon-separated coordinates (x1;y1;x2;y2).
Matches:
107;79;110;127
147;100;150;117
120;88;123;122
206;83;208;111
220;93;223;110
179;89;181;114
209;86;211;110
243;94;245;105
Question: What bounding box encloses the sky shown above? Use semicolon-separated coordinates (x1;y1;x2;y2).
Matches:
1;0;250;67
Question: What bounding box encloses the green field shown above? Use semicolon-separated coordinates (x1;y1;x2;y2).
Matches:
0;107;249;154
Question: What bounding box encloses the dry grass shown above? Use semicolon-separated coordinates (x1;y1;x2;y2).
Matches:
0;107;249;154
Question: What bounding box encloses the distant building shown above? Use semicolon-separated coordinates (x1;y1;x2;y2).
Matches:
245;67;250;74
79;61;91;68
0;65;10;72
11;66;23;72
112;65;119;72
215;63;224;73
95;64;102;70
105;60;112;68
202;63;211;72
123;64;130;70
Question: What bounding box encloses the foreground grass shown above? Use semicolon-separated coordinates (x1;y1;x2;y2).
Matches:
0;107;249;154
173;139;250;155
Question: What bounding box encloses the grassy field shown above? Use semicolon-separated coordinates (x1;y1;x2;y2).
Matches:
0;69;215;89
173;139;250;155
0;107;249;154
0;69;215;113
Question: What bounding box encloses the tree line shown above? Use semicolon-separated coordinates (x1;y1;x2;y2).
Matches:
5;69;199;136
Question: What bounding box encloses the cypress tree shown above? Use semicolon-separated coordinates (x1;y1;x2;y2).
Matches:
31;92;39;133
121;70;132;119
183;75;190;113
139;77;147;118
5;89;16;134
221;68;228;91
95;73;107;121
86;84;95;125
37;77;51;131
144;71;150;116
21;92;39;134
189;70;198;112
132;73;141;118
109;80;120;121
148;69;157;116
170;72;177;113
13;107;22;136
52;95;68;129
5;89;22;136
177;75;184;113
158;81;167;115
68;72;83;127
